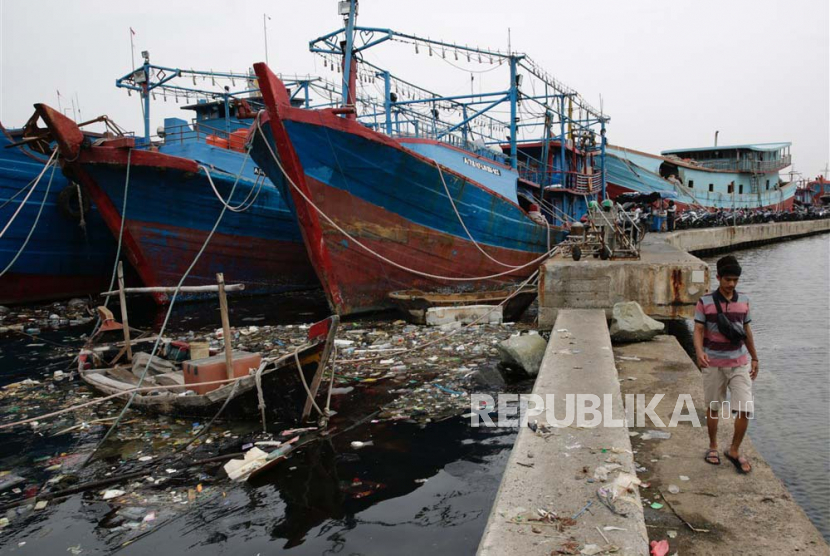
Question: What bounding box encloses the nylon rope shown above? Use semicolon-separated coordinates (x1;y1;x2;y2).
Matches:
201;150;263;213
254;361;268;432
0;150;57;239
434;162;523;269
254;116;555;282
0;159;58;278
294;347;325;417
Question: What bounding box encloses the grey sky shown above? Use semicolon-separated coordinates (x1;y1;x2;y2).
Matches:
2;0;828;178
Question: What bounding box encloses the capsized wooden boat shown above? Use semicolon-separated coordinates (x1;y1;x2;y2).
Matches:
388;286;537;325
77;316;339;424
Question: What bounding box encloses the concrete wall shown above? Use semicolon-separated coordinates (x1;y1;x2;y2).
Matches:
664;219;830;255
538;239;709;329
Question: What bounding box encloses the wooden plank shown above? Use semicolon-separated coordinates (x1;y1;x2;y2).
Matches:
101;284;245;296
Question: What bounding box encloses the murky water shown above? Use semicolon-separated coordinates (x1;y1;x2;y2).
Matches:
679;234;830;540
1;236;827;553
0;292;529;555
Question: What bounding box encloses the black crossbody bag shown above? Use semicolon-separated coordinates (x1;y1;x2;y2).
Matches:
713;291;747;345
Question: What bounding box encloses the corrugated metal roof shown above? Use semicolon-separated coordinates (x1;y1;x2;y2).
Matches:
661;142;791;155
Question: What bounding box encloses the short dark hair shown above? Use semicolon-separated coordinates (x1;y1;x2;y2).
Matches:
717;255;742;277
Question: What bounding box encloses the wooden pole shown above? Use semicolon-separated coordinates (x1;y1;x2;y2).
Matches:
101;284;244;296
117;261;132;362
217;273;234;380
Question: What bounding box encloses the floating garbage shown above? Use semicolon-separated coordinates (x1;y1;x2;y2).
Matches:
102;489;126;500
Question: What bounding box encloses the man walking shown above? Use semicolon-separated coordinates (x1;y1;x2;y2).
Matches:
693;255;759;473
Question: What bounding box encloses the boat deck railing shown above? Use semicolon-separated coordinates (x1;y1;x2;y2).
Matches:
674;155;792;173
521;168;601;193
162;121;251;152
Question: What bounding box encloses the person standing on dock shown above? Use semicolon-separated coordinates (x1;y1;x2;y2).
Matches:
666;200;676;232
693;255;759;474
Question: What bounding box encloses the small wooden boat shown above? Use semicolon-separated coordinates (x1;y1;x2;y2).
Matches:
388;286;537;325
78;316;339;424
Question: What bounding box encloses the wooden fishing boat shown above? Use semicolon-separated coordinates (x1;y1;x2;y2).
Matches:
249;3;608;316
78;314;339;424
0;117;116;304
388;286;537;325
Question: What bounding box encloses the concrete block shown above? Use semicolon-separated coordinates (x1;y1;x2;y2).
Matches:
496;333;547;377
424;305;502;326
609;301;665;342
478;310;649;556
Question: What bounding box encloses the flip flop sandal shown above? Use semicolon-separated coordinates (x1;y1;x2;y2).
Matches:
725;452;751;474
704;449;720;465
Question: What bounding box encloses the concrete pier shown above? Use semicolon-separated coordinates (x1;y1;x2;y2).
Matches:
478;310;649;556
482;222;830;555
480;325;830;555
664;219;830;256
615;336;829;555
539;235;708;329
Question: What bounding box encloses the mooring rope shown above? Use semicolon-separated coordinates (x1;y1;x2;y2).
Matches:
0;159;58;278
254;360;268;432
294;347;325;417
200;150;264;213
434;163;523;269
0;150;57;240
254;115;555;282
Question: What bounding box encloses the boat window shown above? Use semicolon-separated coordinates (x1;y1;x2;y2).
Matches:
739;184;744;194
688;180;694;188
728;184;734;193
766;180;770;190
709;184;714;192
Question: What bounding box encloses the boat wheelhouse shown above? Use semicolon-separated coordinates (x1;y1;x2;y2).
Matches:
605;142;795;210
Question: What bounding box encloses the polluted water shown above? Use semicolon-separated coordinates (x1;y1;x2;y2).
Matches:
0;294;537;554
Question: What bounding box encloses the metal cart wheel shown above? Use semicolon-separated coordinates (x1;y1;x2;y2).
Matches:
600;246;611;260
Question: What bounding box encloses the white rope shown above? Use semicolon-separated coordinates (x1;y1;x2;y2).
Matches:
74;182;86;232
323;344;338;420
200;151;261;213
0;159;58;278
84;149;134;346
0;150;57;239
435;163;523;269
255;116;555;282
0;175;41;211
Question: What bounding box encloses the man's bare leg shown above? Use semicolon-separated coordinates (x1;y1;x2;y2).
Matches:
705;407;720;463
727;412;752;472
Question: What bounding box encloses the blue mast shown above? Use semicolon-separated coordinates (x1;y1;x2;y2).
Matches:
340;0;358;117
508;56;518;169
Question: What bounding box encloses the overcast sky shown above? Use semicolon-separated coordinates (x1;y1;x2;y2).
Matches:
2;0;828;178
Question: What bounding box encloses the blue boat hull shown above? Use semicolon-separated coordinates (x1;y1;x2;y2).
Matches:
250;64;559;315
0;123;115;304
72;142;318;303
